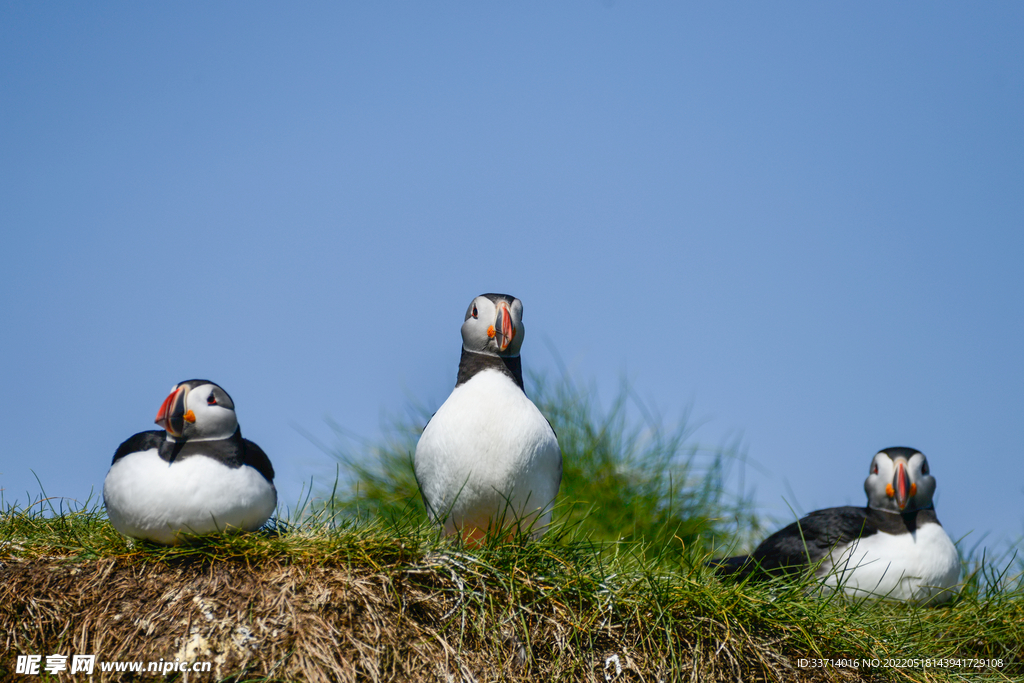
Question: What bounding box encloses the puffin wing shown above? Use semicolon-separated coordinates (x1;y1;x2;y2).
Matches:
111;430;166;465
714;507;878;579
241;438;276;482
751;506;877;570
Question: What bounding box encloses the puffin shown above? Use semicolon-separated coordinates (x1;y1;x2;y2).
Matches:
414;293;562;541
712;447;960;603
103;379;277;545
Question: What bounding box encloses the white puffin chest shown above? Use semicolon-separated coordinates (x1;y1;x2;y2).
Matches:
819;522;960;603
415;369;561;532
103;447;277;545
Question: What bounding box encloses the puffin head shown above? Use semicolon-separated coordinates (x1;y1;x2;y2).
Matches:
461;293;525;358
154;379;238;441
864;447;936;513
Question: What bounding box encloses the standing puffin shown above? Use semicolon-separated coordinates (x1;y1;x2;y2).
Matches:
414;293;562;541
103;380;277;545
712;447;960;603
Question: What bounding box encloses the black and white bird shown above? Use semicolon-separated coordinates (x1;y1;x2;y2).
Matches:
712;447;960;603
414;293;562;541
103;380;277;545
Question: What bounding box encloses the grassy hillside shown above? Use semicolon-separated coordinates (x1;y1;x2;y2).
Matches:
2;376;1022;681
1;502;1022;682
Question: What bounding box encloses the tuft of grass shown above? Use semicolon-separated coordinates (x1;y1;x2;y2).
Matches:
325;373;761;562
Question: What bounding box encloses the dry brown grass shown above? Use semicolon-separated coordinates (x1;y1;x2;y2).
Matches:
0;547;875;683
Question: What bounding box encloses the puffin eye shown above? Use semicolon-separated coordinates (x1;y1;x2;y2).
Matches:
922;462;929;475
472;306;478;319
207;393;217;405
872;463;879;475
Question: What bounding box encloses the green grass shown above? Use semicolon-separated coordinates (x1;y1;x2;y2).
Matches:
1;494;1022;682
2;374;1022;681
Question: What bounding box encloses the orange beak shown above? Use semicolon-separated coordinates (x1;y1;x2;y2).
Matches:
155;385;189;437
889;460;916;510
492;301;516;352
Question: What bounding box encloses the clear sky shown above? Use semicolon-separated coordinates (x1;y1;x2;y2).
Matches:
2;3;1021;553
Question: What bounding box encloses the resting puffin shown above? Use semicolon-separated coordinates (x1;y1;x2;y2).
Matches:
103;380;277;545
712;447;960;603
414;293;562;541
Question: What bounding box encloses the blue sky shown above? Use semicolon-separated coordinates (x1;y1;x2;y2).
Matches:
2;3;1022;552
